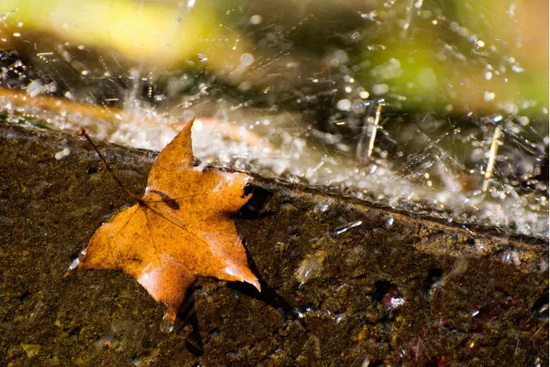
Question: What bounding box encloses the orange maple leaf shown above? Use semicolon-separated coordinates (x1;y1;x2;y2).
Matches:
76;119;260;326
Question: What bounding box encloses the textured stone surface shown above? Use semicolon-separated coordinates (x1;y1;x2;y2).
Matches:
0;120;547;366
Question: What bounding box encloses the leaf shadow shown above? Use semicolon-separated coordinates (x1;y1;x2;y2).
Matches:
177;285;204;357
227;254;309;331
236;184;276;220
228;248;294;315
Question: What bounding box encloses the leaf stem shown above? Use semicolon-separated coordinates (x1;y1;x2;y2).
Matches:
78;128;145;205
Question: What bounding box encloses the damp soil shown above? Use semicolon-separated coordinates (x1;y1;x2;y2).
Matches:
0;118;547;366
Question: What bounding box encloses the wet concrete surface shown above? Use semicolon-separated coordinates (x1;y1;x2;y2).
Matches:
0;120;547;366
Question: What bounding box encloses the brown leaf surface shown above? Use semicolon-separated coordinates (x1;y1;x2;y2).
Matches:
77;119;260;325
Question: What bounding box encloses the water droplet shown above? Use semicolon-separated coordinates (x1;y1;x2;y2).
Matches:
336;99;351;111
384;216;394;228
483;91;495;101
292;305;314;319
517;116;529;126
372;84;389;95
195;160;209;172
95;333;114;348
160;314;175;333
67;248;87;272
240;53;254;67
67;257;80;271
490;114;503;122
197;53;208;62
315;202;329;213
333;313;345;323
295;251;326;285
388;296;405;309
359;90;370;99
54;147;71;160
502;251;520;265
333;220;362;235
249;14;262;25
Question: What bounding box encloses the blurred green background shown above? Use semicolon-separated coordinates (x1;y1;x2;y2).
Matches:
0;0;547;118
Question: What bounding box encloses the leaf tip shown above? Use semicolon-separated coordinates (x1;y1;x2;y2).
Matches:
183;116;195;133
249;277;261;293
221;265;261;293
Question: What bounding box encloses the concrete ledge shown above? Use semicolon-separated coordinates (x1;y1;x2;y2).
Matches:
0;120;547;366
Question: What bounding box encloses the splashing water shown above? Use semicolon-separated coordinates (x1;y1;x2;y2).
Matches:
0;0;547;238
